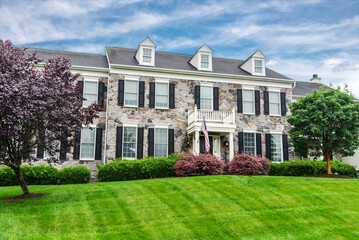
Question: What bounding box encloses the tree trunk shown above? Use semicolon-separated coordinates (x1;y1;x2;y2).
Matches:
324;149;332;175
12;166;30;195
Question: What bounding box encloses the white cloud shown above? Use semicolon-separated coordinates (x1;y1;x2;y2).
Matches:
267;59;279;67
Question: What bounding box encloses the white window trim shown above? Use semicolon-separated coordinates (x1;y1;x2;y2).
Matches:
269;91;281;116
154;125;169;129
155;82;169;109
242;89;255;115
242;85;256;90
139;47;155;66
198;53;212;71
79;127;97;161
270;133;283;163
243;131;256;155
124;79;139;108
154;127;168;158
82;79;99;108
252;58;265;76
122;125;138;160
200;85;213;110
200;82;214;87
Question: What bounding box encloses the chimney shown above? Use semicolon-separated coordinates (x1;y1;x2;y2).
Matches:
310;74;321;83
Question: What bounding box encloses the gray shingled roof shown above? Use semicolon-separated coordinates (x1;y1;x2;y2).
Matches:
26;48;109;69
106;47;291;80
293;81;323;96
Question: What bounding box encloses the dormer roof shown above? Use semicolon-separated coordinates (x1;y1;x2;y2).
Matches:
138;36;156;48
239;50;266;76
189;44;213;71
135;36;156;66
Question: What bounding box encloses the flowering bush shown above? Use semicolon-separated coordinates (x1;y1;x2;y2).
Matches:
228;153;270;175
174;153;225;176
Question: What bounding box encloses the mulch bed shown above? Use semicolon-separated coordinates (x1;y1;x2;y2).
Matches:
309;174;355;179
3;193;50;201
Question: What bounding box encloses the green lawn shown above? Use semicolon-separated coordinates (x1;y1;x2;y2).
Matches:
1;175;358;240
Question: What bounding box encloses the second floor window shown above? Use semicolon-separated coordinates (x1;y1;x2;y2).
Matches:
143;48;152;63
124;80;139;106
201;54;209;69
200;86;213;110
243;90;254;114
254;60;263;73
154;128;168;158
123;127;137;159
269;92;280;115
83;81;98;107
244;133;255;155
80;128;96;160
271;134;282;162
155;83;169;108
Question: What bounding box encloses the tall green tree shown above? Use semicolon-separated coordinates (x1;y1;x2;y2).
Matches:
287;85;359;174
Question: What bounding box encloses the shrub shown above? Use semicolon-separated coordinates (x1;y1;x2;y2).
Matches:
173;153;225;177
0;167;18;186
98;153;179;182
58;166;91;184
269;160;357;177
228;153;270;175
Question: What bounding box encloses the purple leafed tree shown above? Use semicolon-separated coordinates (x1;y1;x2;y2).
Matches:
0;40;99;195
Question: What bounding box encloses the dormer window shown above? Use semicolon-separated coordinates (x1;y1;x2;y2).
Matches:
201;54;209;69
254;60;263;73
143;48;152;63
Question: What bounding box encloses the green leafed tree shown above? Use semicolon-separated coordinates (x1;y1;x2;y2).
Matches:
287;85;359;174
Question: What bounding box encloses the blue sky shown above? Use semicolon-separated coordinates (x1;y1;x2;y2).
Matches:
1;0;358;96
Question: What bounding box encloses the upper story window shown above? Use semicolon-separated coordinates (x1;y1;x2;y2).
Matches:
123;126;137;159
154;128;168;158
254;60;263;73
155;82;169;108
83;81;98;107
201;54;209;69
243;89;255;114
124;80;139;106
200;86;213;110
80;128;96;160
244;133;256;155
269;91;280;115
143;48;152;63
271;134;282;162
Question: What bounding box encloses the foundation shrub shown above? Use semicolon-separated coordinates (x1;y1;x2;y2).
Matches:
58;166;91;184
228;153;270;175
173;153;225;176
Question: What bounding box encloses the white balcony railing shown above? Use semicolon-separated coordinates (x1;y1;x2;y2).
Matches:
188;105;235;125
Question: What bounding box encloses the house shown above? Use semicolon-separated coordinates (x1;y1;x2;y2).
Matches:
29;36;296;168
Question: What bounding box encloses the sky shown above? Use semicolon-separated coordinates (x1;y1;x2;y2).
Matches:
1;0;358;96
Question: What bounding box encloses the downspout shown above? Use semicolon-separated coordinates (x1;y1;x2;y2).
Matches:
102;51;111;165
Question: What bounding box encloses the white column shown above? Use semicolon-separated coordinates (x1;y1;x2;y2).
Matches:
229;132;234;161
195;130;200;155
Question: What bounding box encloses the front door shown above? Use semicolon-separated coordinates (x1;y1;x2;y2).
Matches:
200;136;213;154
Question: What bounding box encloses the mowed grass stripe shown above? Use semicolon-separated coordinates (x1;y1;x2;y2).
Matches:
0;175;358;239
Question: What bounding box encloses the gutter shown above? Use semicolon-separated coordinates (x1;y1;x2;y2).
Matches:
102;53;111;165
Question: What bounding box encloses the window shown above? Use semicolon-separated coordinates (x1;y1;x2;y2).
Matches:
269;92;280;115
200;86;213;110
80;128;96;159
244;133;256;155
243;90;255;114
154;128;168;158
201;54;209;69
83;81;98;107
124;80;138;106
254;60;263;73
44;140;60;159
155;83;169;108
271;134;282;162
143;48;152;63
123;127;137;159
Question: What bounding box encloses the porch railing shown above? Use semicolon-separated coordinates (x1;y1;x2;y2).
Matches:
188;106;235;125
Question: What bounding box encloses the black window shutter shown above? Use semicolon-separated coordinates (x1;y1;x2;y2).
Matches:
280;92;287;116
255;90;260;115
195;85;200;109
115;127;123;159
237;89;243;113
169;83;175;109
282;134;289;161
98;81;105;108
139;81;145;107
137;127;144;159
148;128;154;157
238;132;244;154
95;128;103;160
149;82;155;108
213;87;219;110
256;133;262;156
73;129;81;160
118;80;124;106
168;129;175;155
78;81;84;106
264;91;269;115
60;142;67;161
37;145;44;159
265;134;271;160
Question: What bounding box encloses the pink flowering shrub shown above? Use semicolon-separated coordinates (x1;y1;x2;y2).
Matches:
228;153;270;175
174;153;225;176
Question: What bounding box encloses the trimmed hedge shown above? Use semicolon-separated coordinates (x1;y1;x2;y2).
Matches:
228;153;270;175
98;153;179;182
269;160;357;178
0;165;91;186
